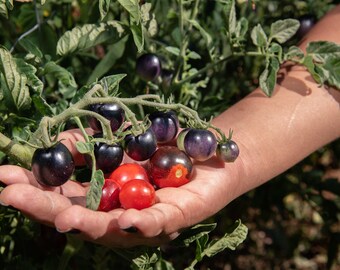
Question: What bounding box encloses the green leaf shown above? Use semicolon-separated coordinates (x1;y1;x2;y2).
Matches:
99;0;111;20
117;0;140;23
188;19;212;48
43;61;78;89
130;21;144;53
195;234;209;262
76;141;94;154
0;1;9;18
98;73;127;96
87;37;127;84
302;55;322;84
259;57;280;96
19;38;44;59
315;55;340;89
171;223;217;247
226;0;236;34
165;46;180;56
57;21;126;55
285;45;305;61
251;24;268;47
269;19;300;44
236;17;249;40
0;47;32;111
86;170;105;210
306;41;340;62
204;220;248;257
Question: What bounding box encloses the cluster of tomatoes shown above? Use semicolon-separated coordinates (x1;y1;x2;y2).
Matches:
30;53;239;212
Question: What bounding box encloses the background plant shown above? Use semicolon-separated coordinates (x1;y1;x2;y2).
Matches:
0;0;339;269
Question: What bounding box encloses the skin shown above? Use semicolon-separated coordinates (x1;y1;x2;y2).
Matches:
0;5;340;248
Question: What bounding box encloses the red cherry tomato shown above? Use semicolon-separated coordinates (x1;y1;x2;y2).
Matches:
97;179;120;212
108;163;149;188
119;180;156;210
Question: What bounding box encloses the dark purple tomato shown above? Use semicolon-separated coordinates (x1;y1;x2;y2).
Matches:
183;129;217;161
149;146;193;188
296;15;316;39
97;179;121;212
32;142;75;186
87;103;125;133
124;127;157;161
216;140;239;162
85;142;123;174
149;110;179;143
136;53;162;81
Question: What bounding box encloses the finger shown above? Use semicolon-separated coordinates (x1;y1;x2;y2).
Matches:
0;165;88;197
54;205;170;248
0;184;82;226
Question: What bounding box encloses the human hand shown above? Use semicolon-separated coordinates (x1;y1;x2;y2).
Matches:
0;128;237;248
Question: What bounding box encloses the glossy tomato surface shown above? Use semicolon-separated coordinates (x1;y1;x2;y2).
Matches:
31;142;75;186
184;129;217;161
119;179;156;210
216;140;239;162
87;103;125;132
97;179;121;212
136;53;162;81
149;110;179;143
124;127;157;161
149;146;193;188
108;163;149;188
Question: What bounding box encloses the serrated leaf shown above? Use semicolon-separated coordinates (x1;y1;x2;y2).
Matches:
204;220;248;257
285;45;305;61
43;61;78;89
302;55;322;84
99;0;111;20
315;55;340;89
86;170;105;210
226;0;236;34
76;141;94;154
117;0;140;23
251;24;267;47
171;223;217;247
259;57;280;97
130;21;144;53
99;73;127;96
57;21;126;55
188;19;212;47
0;47;32;111
306;41;340;63
269;19;300;44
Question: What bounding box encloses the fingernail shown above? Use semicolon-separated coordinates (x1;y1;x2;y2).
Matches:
56;228;81;234
122;226;138;233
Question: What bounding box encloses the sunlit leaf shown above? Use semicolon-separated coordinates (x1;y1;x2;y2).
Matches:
86;170;105;210
269;19;300;44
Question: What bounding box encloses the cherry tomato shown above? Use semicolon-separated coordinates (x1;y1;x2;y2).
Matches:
216;140;239;162
119;180;156;210
149;110;179;144
124;127;157;161
136;53;162;82
97;179;121;212
87;103;125;133
31;142;75;186
149;146;193;188
183;129;217;161
108;163;149;188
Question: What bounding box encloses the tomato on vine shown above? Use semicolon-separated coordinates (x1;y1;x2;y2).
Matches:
136;53;162;82
149;146;193;188
31;142;75;186
149;110;179;144
216;140;240;163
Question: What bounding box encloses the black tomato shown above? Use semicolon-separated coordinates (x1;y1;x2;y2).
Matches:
149;146;193;188
136;53;162;81
149;110;179;144
216;140;239;163
87;103;125;133
32;142;75;186
124;127;157;161
296;14;316;39
183;129;217;161
97;179;121;212
84;134;123;174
